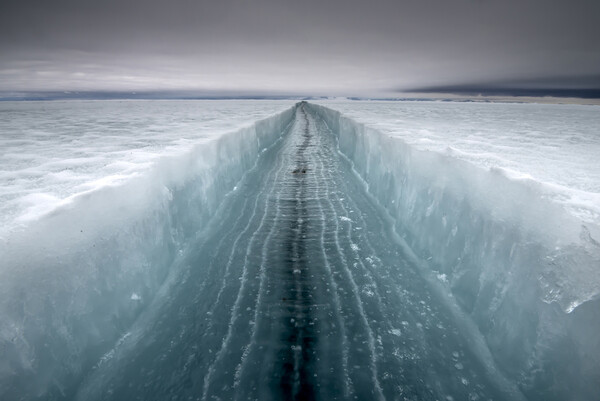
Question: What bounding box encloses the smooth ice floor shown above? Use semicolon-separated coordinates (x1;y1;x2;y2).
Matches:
75;104;521;401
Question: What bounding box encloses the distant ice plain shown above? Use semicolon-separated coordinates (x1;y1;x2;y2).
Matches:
314;100;600;224
0;100;296;234
2;99;598;234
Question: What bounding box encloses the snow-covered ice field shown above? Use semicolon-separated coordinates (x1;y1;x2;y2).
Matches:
0;100;296;235
0;99;599;400
315;100;600;224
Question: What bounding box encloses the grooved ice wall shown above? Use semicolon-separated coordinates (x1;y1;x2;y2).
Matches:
0;104;295;399
308;102;600;401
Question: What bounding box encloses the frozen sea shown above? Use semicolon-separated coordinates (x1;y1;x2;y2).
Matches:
0;99;599;400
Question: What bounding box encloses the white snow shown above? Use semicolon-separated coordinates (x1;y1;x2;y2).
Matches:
314;100;600;224
0;100;295;236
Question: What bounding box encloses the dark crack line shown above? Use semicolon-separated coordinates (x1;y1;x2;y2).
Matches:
278;104;317;401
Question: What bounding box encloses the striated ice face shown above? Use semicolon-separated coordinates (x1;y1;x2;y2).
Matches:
0;100;295;233
315;100;600;223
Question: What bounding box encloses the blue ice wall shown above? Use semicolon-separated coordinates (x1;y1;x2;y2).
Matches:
0;106;296;399
308;103;600;401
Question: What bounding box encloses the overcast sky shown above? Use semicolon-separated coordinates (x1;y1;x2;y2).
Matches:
1;0;599;96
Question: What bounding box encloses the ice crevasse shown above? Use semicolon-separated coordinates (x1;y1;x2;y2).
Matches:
0;101;599;400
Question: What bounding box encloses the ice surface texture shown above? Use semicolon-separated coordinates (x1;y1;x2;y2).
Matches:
309;102;600;400
0;100;599;400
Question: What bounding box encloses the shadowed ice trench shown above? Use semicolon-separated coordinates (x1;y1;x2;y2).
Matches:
71;103;527;401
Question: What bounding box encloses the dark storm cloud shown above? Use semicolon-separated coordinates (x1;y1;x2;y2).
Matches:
1;0;599;96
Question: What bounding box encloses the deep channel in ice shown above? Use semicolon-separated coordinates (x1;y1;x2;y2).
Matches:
0;99;599;400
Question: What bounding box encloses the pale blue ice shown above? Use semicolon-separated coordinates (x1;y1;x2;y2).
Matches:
0;100;599;400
